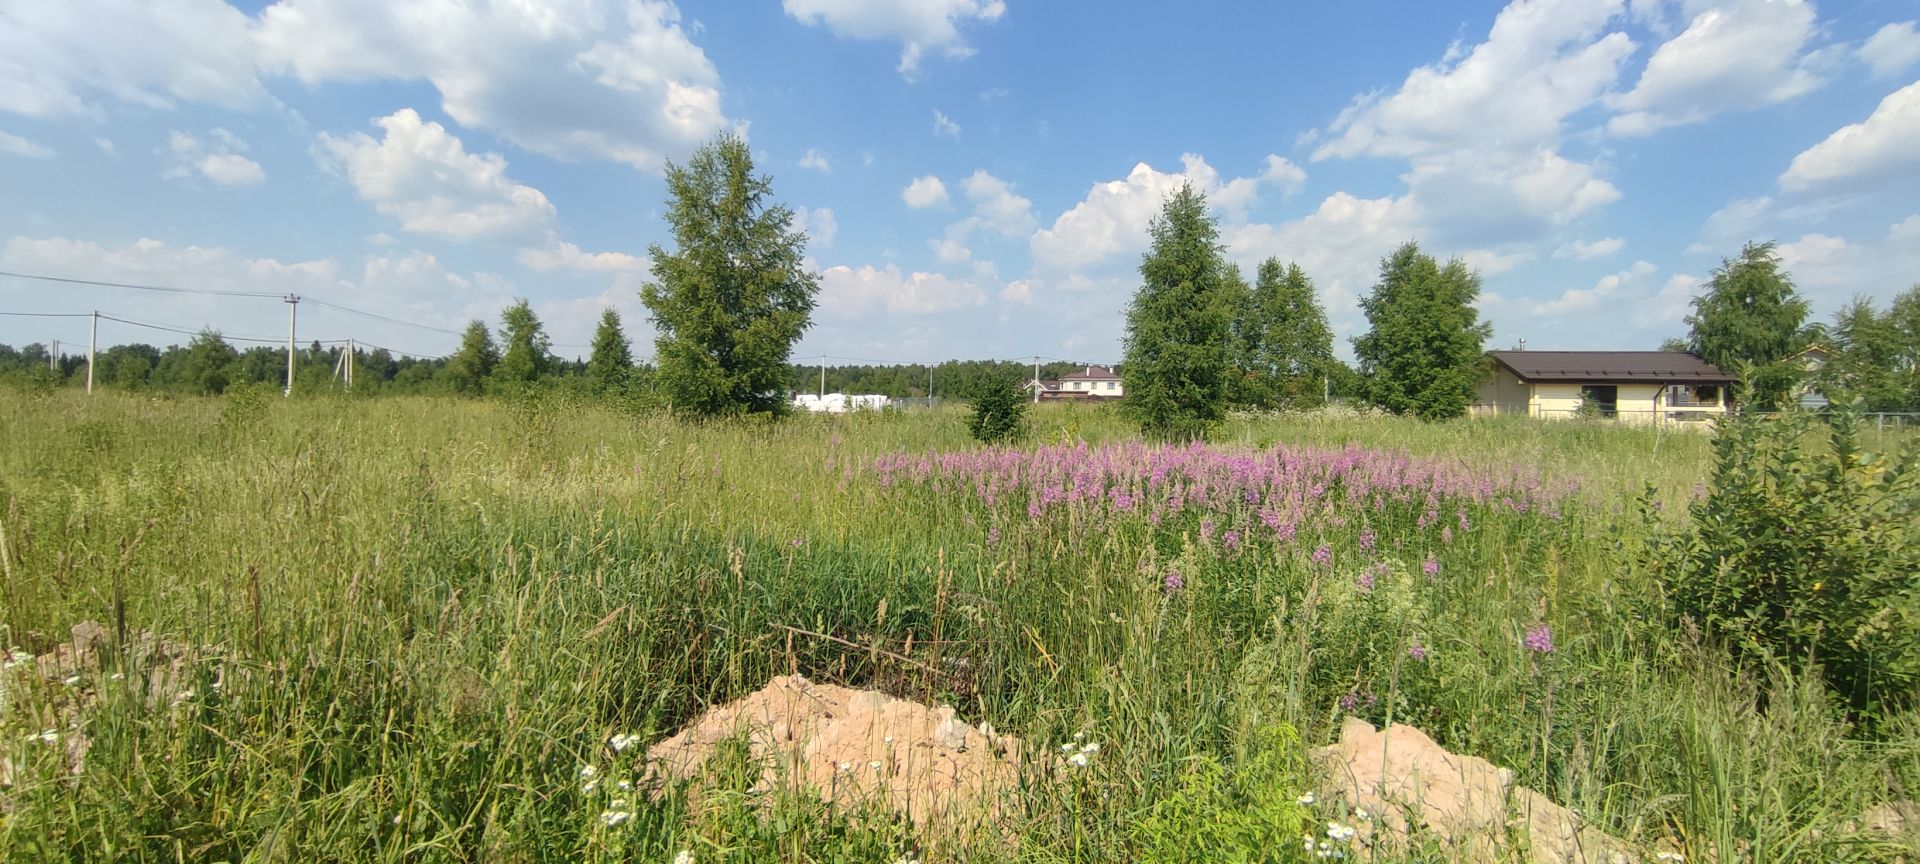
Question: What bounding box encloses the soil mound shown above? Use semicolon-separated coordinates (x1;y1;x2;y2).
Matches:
646;675;1022;832
1316;717;1642;863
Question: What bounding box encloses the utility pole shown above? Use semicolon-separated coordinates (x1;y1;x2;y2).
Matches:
347;339;355;390
927;365;933;407
87;312;97;395
818;355;826;398
1032;355;1040;404
50;339;59;372
283;294;300;397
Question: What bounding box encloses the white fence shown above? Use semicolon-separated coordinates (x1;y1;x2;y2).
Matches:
1474;404;1920;431
792;393;891;414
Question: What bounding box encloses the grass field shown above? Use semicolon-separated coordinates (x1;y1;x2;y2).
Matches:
1;391;1914;862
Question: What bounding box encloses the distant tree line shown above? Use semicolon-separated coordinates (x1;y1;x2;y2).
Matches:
13;136;1914;428
1655;241;1920;413
0;300;649;399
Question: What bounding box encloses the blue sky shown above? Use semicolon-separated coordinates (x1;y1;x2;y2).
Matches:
2;0;1918;365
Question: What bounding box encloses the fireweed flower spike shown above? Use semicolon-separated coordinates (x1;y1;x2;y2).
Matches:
1525;623;1555;654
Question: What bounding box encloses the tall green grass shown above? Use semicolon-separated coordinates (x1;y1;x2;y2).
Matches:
0;391;1911;862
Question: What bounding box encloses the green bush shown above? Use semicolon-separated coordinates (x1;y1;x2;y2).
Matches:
1643;407;1920;716
966;375;1028;444
1131;724;1312;863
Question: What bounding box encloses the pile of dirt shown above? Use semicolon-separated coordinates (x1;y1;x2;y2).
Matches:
646;674;1022;833
3;620;209;787
1316;717;1643;863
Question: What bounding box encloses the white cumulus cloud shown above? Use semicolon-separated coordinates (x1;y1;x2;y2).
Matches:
0;0;269;118
0;130;55;159
799;148;832;173
1778;80;1920;193
1858;21;1920;79
1606;0;1829;136
782;0;1006;77
1313;0;1634;161
316;108;557;241
1553;237;1626;259
932;109;961;136
1031;154;1298;275
902;174;949;208
792;205;838;248
818;262;990;315
517;242;648;273
164;128;265;186
0;0;732;170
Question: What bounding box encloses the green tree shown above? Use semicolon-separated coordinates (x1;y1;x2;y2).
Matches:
1659;337;1691;353
442;320;499;396
182;329;238;395
1891;286;1920;410
1122;183;1237;441
1686;241;1810;409
490;299;552;390
1239;259;1335;410
1817;286;1920;412
966;371;1028;444
585;308;635;394
643;134;819;417
1352;242;1491;420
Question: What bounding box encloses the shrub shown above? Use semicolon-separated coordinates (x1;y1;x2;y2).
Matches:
1642;407;1920;716
967;374;1028;444
1131;724;1312;863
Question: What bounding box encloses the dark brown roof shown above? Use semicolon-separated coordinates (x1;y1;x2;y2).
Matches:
1490;350;1735;384
1059;365;1118;381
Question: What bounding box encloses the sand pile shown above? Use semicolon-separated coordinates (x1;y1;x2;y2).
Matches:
1317;717;1642;863
646;674;1022;832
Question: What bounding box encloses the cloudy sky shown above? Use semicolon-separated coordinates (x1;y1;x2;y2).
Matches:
2;0;1917;364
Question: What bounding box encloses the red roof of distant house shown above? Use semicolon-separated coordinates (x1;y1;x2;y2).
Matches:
1489;350;1734;384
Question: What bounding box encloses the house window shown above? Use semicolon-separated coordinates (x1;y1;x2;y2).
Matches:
1670;385;1720;407
1579;385;1618;418
1072;381;1082;390
1105;381;1115;390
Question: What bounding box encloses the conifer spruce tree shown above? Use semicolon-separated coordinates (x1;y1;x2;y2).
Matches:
643;135;818;416
1122;183;1236;441
490;299;553;391
585;308;634;394
443;321;498;396
1686;241;1811;409
1243;258;1335;409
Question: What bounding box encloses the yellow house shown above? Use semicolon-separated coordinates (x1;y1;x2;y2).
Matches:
1473;350;1735;425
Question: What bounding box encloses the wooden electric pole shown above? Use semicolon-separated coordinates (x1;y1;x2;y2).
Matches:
283;294;300;397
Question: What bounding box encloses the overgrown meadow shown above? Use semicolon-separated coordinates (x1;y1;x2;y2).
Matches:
1;391;1915;862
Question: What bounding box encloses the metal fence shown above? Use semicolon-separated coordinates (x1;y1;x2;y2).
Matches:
1475;405;1920;432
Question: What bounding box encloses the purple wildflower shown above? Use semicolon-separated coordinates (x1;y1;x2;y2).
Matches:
1358;528;1377;552
1355;569;1375;592
1524;623;1554;654
1407;641;1428;662
791;537;805;548
1222;529;1242;554
1163;569;1184;592
1311;545;1332;567
1422;558;1439;576
1200;518;1216;543
1440;526;1453;544
986;527;1001;546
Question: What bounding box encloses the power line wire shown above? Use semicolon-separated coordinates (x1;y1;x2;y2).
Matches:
0;310;95;318
97;313;288;344
0;269;283;298
302;297;466;337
